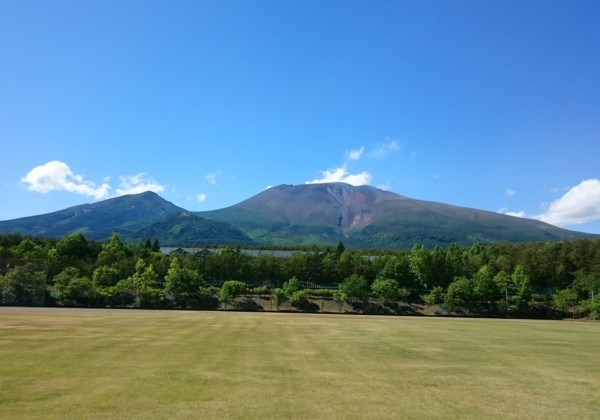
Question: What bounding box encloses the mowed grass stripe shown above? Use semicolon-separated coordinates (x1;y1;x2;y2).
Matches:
1;308;599;419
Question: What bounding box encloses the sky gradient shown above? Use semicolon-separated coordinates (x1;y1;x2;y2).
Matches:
2;0;600;234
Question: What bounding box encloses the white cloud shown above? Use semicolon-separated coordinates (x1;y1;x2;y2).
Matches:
306;165;372;186
196;193;207;203
115;173;164;196
347;147;365;161
204;171;222;185
377;184;392;191
21;160;168;201
505;187;516;196
306;138;403;189
535;179;600;226
21;161;111;199
498;208;526;218
497;179;600;227
370;139;400;158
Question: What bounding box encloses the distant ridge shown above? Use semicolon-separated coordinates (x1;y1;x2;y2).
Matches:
0;191;183;240
0;184;598;248
0;192;250;244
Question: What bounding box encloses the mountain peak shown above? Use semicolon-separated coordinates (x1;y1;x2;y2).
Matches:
1;184;598;248
198;183;599;247
0;191;185;240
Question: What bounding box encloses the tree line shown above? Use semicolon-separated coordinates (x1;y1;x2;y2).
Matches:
0;233;599;318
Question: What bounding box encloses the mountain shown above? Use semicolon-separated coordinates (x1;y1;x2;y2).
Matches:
0;192;250;244
197;183;599;247
0;184;598;248
130;211;255;246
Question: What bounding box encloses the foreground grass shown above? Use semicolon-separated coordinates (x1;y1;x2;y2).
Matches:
1;308;599;419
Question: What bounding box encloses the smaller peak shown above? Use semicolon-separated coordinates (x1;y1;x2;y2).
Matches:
138;190;160;197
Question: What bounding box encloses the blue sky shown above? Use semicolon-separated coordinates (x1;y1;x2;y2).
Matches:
2;0;600;234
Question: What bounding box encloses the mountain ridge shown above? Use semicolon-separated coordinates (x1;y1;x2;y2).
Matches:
0;184;598;248
197;183;597;247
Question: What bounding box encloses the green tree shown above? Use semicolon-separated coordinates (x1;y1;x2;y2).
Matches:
378;255;415;289
572;272;599;319
3;263;46;305
220;280;247;309
92;265;121;288
91;265;122;305
290;289;309;308
421;286;445;306
164;257;204;307
128;258;161;307
215;246;251;282
578;297;599;320
371;277;399;304
322;251;342;284
97;233;131;266
493;270;512;315
272;287;288;310
465;242;489;276
54;267;93;306
445;243;466;284
333;289;347;312
409;245;434;290
14;238;48;260
552;288;579;319
335;241;346;259
283;276;302;295
572;272;600;299
472;265;500;310
253;253;283;286
511;264;532;311
444;277;475;312
55;233;92;260
339;274;369;303
0;272;8;304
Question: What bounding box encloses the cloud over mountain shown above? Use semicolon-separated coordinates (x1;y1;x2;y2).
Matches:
499;179;600;227
306;165;372;186
21;161;111;199
21;161;164;200
307;139;401;187
536;179;600;226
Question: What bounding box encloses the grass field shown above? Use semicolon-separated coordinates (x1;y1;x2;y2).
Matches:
1;308;599;419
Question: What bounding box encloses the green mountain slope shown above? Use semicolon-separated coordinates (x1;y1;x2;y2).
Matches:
1;184;597;248
198;183;599;247
130;212;255;246
0;191;185;240
0;192;256;245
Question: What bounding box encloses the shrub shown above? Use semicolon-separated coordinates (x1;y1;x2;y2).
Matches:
249;285;270;295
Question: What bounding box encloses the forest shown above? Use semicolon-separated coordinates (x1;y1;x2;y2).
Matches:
1;233;599;319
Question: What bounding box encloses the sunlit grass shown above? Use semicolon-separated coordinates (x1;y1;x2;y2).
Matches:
1;308;599;419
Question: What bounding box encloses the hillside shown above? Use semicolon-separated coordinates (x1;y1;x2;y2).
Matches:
0;184;598;247
197;183;598;247
0;192;250;244
130;211;255;246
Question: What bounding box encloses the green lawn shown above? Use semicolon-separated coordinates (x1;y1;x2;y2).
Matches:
1;308;599;419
